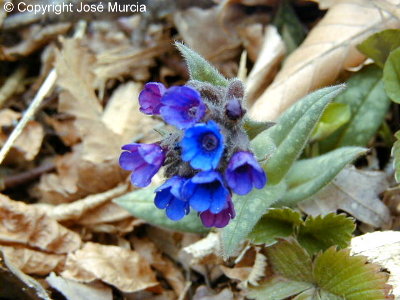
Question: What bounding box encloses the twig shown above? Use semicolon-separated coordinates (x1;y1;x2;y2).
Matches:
0;21;87;165
178;281;192;300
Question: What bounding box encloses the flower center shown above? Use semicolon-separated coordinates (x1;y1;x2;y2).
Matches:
202;133;218;151
188;106;197;117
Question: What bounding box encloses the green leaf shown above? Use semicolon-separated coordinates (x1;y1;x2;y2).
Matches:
113;187;208;234
393;130;400;183
248;207;302;245
265;85;346;184
243;117;276;140
314;247;390;300
279;147;367;206
221;181;286;258
292;288;344;300
266;238;313;282
297;213;355;255
310;103;351;142
320;65;391;151
357;29;400;68
273;0;307;54
175;42;229;87
248;277;313;300
383;47;400;103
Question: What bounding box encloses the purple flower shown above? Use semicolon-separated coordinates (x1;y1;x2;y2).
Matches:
119;143;165;187
182;171;229;214
160;86;206;129
139;82;166;115
225;98;245;121
154;176;189;221
200;196;235;228
225;151;267;195
181;121;224;171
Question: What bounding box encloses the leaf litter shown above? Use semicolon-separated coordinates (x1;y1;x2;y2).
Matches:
0;0;400;298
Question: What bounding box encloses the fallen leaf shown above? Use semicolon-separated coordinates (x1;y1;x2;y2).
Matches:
0;250;51;300
0;194;81;254
193;286;235;300
245;25;285;103
249;0;400;121
0;23;71;61
133;237;186;296
0;246;64;276
181;233;221;266
46;272;113;300
299;167;391;228
61;242;158;293
238;23;265;62
351;231;400;297
0;109;44;163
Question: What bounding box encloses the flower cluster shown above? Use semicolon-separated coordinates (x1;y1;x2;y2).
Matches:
119;79;267;228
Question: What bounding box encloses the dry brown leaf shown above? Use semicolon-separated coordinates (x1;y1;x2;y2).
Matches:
61;242;158;293
181;232;221;266
351;231;400;296
0;246;65;276
0;23;71;61
174;6;241;75
249;0;400;121
35;184;128;222
193;286;235;300
86;218;144;234
0;250;52;300
46;272;113;300
238;23;264;62
245;25;285;103
0;109;44;163
133;237;186;296
45;116;81;147
299;167;391;228
0;194;81;253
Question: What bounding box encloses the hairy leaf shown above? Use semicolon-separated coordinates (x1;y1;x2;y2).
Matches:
320;65;391;151
114;188;208;234
279;147;367;206
358;29;400;68
384;47;400;103
175;42;229;87
243;117;275;140
249;207;302;245
298;214;355;255
311;102;351;142
265;85;345;184
221;181;286;258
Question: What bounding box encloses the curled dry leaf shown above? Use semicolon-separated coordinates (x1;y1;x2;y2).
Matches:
0;194;81;254
299;167;391;228
0;109;44;163
133;237;186;296
0;246;65;276
0;23;71;61
351;231;400;296
181;232;221;266
46;272;113;300
249;0;400;121
61;242;158;293
245;25;285;103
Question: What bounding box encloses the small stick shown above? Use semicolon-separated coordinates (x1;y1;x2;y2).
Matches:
0;21;87;165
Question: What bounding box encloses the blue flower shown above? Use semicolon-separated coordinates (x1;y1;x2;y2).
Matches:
182;171;229;214
139;82;166;115
160;86;206;129
181;121;224;171
119;143;165;187
154;176;189;221
225;151;267;195
200;196;235;228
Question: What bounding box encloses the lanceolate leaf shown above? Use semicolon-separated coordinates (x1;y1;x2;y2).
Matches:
393;130;400;183
265;85;346;184
279;147;367;206
114;187;208;234
357;29;400;68
175;42;229;87
384;47;400;104
243;117;276;140
321;65;391;151
297;214;355;255
249;207;302;245
221;181;286;258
